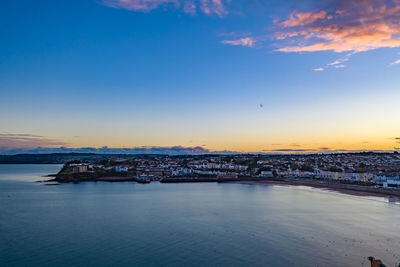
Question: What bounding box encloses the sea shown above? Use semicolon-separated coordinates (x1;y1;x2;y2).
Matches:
1;164;400;266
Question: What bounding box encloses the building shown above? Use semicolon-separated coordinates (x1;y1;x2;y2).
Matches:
316;170;332;179
115;166;128;172
72;165;88;173
360;173;374;182
260;171;273;178
382;180;400;188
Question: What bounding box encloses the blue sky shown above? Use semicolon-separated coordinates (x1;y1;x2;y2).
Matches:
1;0;400;153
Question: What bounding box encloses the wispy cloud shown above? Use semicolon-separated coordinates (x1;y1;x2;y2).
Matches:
319;147;331;151
328;56;349;66
270;149;315;152
102;0;227;16
221;37;256;48
327;60;341;66
390;59;400;65
262;148;394;153
289;143;302;147
334;64;345;68
218;32;251;37
275;1;400;54
313;67;324;71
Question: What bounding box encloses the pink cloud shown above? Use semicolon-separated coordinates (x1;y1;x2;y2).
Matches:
102;0;227;16
328;57;349;66
334;64;345;68
218;32;251;37
275;1;400;53
390;58;400;65
279;10;327;27
221;37;255;47
199;0;226;16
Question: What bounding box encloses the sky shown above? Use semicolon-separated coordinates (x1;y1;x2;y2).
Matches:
1;0;400;154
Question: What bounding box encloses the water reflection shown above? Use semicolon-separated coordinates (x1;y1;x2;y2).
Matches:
0;165;399;266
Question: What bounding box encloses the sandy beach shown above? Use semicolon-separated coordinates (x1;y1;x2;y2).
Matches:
237;179;400;199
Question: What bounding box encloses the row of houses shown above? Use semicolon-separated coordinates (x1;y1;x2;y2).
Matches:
315;170;375;182
280;169;400;186
188;162;248;171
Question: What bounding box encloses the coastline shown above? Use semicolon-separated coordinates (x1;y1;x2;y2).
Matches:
48;173;400;199
236;179;400;199
160;177;400;198
48;176;150;184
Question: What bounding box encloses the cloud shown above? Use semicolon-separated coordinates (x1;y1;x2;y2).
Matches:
275;0;400;53
319;147;331;150
327;57;349;66
266;147;330;152
390;59;400;65
199;0;226;16
1;143;396;155
262;148;395;153
334;64;345;68
289;143;302;147
313;67;324;71
279;10;327;27
102;0;227;16
269;149;317;152
218;32;251;37
327;60;341;66
0;134;234;155
221;37;256;48
0;145;242;155
390;137;400;143
0;134;68;150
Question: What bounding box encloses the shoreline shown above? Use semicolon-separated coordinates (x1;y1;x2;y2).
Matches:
159;177;400;198
47;176;150;184
238;179;400;199
47;175;400;199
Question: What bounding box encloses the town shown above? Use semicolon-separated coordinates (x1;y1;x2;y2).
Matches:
55;152;400;189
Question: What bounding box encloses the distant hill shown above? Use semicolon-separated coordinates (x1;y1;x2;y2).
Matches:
0;153;219;164
0;153;115;164
0;151;397;164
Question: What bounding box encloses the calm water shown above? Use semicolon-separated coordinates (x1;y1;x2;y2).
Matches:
1;165;400;267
